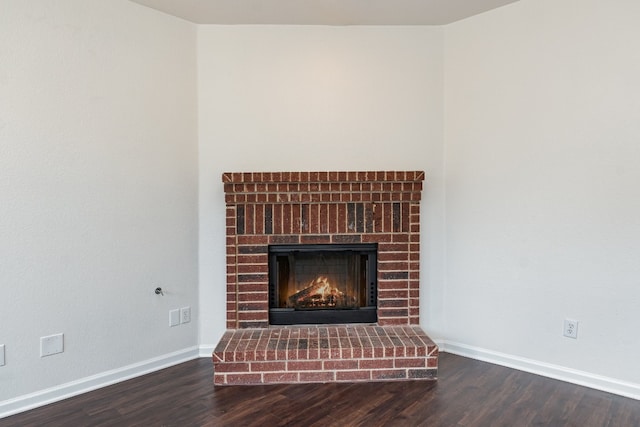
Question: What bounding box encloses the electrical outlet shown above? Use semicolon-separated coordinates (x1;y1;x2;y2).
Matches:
180;306;191;324
40;333;64;357
563;319;578;339
169;309;180;327
0;344;5;366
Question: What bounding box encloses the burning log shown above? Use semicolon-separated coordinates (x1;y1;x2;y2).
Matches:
288;276;343;308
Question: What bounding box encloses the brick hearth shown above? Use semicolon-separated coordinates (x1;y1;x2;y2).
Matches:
213;171;438;385
214;325;438;385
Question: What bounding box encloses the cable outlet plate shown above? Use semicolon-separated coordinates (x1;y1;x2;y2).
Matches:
0;344;5;366
169;309;180;327
563;319;578;339
40;333;64;357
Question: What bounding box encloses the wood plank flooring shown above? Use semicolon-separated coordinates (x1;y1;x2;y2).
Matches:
2;353;639;426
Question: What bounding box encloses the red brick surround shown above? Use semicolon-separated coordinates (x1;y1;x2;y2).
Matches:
215;171;437;385
223;171;425;329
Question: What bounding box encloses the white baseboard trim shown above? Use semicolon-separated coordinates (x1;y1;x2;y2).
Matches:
4;341;637;419
440;340;640;401
0;346;201;419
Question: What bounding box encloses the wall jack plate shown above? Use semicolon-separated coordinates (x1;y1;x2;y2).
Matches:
169;309;180;327
41;333;64;357
563;319;578;339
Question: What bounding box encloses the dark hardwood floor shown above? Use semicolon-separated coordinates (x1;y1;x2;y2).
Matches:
2;353;639;426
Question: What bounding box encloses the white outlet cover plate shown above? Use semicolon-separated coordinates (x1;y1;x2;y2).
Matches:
181;306;191;324
169;309;180;327
563;319;578;339
40;333;64;357
0;344;5;366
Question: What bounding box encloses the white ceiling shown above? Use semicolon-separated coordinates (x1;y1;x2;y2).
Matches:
129;0;521;25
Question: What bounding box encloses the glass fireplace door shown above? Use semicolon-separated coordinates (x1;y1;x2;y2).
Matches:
269;244;377;325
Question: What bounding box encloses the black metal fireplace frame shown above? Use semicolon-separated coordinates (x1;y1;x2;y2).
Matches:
268;243;378;325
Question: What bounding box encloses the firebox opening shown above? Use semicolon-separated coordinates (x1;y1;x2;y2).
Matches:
269;244;378;325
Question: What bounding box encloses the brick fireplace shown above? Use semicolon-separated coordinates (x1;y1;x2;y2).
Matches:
213;171;438;385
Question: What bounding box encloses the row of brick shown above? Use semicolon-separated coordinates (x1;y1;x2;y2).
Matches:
214;367;436;385
215;357;437;373
225;182;422;194
222;171;425;184
230;233;418;246
225;192;421;204
215;344;435;363
226;309;420;329
231;202;414;235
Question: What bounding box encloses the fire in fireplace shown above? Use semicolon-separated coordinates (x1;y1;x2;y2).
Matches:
269;244;377;325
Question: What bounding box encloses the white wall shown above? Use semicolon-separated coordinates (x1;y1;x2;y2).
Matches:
444;0;640;390
0;0;198;405
4;0;638;413
197;25;446;346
